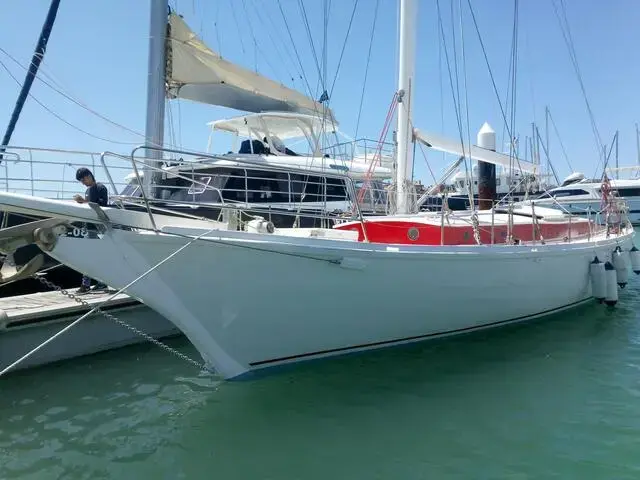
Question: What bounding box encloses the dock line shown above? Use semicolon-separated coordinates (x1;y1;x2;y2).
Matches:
0;225;219;377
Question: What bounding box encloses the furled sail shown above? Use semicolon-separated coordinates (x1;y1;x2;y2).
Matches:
414;128;538;173
165;12;335;122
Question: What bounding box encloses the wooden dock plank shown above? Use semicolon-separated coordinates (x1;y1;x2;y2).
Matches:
0;289;139;326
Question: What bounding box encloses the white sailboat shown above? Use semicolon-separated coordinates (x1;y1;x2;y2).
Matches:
0;0;634;380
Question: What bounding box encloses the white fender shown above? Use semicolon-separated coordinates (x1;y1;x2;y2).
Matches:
629;246;640;275
612;246;629;288
604;261;618;307
589;256;606;303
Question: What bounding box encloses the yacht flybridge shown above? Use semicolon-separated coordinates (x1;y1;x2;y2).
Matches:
114;111;393;226
0;0;636;380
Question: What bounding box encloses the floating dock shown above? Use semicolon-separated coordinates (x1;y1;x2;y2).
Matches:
0;289;179;373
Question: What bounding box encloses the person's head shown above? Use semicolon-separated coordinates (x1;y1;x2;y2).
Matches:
76;167;95;186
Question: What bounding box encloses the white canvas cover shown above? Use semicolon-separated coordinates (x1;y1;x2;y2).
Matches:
166;13;335;121
414;128;538;173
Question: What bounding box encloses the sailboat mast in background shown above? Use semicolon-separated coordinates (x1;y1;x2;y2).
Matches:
395;0;417;214
0;0;62;161
143;0;168;193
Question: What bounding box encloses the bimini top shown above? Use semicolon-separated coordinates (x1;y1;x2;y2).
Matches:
208;112;339;141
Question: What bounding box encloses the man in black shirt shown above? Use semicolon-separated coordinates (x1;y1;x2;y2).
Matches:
74;167;108;206
74;167;109;293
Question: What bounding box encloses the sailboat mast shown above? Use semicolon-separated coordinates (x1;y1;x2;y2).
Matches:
143;0;168;194
0;0;61;162
395;0;417;215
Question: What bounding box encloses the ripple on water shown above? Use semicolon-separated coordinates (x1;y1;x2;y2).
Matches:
2;279;640;478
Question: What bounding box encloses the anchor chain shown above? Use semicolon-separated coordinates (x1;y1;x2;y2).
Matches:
1;252;206;371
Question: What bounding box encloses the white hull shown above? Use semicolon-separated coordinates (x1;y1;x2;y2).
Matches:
44;225;633;379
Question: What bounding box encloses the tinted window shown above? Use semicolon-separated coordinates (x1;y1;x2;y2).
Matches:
164;178;191;201
325;177;347;202
552;189;589;197
245;170;290;203
222;169;247;203
291;174;323;202
615;187;640;197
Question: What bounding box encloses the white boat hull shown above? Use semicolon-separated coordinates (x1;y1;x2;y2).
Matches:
44;226;634;379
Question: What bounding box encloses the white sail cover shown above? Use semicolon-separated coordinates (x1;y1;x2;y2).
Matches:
166;13;335;122
414;128;538;173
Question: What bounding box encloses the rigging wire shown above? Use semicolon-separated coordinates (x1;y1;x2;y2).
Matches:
251;0;298;87
277;0;316;100
435;0;474;210
0;47;146;140
508;0;519;177
550;0;603;173
175;97;183;149
297;0;326;97
438;12;445;164
465;0;516;146
239;0;260;72
323;0;329;98
457;0;473;194
354;0;380;140
261;1;306;89
547;109;573;172
238;0;287;82
213;0;223;56
328;0;359;99
0;57;140;145
228;0;247;56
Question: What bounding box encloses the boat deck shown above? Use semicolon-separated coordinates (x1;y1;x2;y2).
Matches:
0;289;179;373
0;289;137;329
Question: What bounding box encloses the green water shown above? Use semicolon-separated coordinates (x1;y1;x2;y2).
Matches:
2;280;640;479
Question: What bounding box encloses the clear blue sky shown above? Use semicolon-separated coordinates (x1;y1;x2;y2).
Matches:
0;0;638;190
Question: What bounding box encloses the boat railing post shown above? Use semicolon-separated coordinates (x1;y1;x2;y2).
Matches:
130;145;158;232
29;149;34;196
3;152;8;192
531;203;536;245
491;201;495;245
531;202;537;245
440;197;445;246
346;175;369;242
507;202;513;244
568;213;572;243
99;152;120;197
